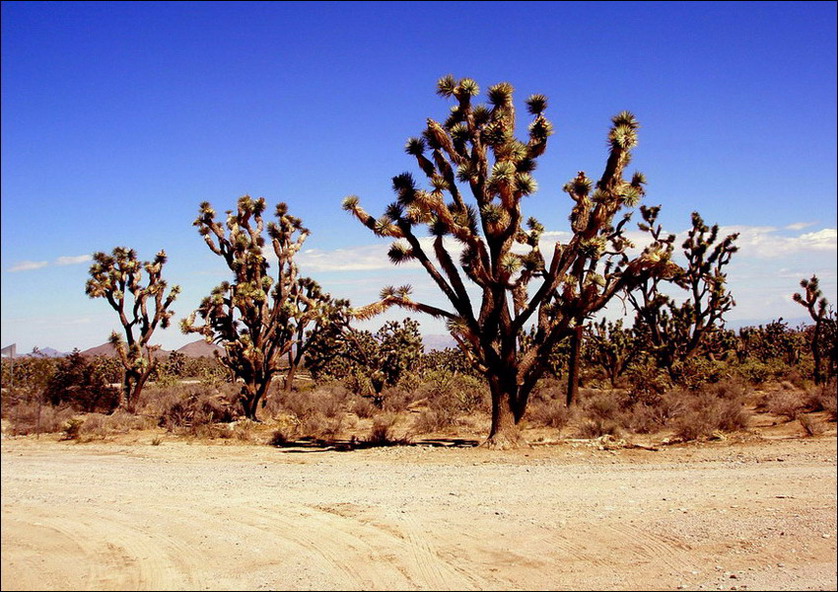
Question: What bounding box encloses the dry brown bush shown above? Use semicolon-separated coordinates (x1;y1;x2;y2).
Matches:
366;414;408;445
576;417;622;439
527;399;570;429
6;401;76;436
670;390;750;442
764;390;805;421
351;395;378;419
798;414;826;437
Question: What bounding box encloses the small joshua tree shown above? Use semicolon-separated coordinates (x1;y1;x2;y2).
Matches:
629;210;738;379
343;75;678;447
306;316;423;407
585;318;641;388
793;275;834;384
86;247;180;411
182;196;332;419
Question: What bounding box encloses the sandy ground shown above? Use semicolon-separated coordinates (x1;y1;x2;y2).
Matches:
1;433;836;591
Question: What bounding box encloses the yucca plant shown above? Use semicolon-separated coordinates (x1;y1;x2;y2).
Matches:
182;196;334;419
628;210;739;380
86;247;180;411
343;76;678;447
793;275;835;384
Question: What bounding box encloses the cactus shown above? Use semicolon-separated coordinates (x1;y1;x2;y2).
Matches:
629;211;738;379
85;247;179;411
182;196;333;419
344;76;677;447
793;275;835;384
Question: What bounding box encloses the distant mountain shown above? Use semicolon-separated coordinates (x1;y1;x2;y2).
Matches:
176;340;223;358
422;334;456;352
79;342;170;359
20;347;67;358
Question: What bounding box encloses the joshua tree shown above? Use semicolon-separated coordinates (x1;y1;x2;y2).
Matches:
182;196;332;419
793;275;833;384
86;247;180;411
585;318;641;388
306;316;423;407
629;210;738;379
343;75;678;447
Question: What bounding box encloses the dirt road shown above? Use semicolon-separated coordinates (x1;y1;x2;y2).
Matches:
2;435;836;591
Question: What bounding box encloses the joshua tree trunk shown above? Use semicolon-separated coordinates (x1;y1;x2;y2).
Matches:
241;380;272;421
486;377;522;449
565;325;584;407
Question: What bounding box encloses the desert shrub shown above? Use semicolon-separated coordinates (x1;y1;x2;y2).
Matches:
529;377;566;404
802;379;837;417
295;411;345;441
736;360;773;385
412;410;449;434
1;353;58;393
798;414;825;437
409;369;489;426
672;357;728;390
366;413;407;445
61;418;84;441
231;419;257;441
580;390;621;421
6;401;76;436
576;417;622;439
269;429;291;446
704;378;748;401
625;359;670;405
158;389;236;430
43;351;120;413
670;389;749;441
623;402;669;434
528;399;570;429
764;389;805;421
89;355;123;384
351;395;378;419
381;385;417;413
272;383;351;421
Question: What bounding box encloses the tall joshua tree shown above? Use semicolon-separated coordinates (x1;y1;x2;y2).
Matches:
793;275;832;384
86;247;180;411
628;210;739;377
182;196;332;419
343;75;678;447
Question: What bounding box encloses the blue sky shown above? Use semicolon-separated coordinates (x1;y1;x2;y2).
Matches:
2;1;836;353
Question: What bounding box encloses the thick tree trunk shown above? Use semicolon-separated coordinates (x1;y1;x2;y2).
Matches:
566;325;584;407
283;363;296;392
241;378;273;420
484;376;523;449
812;325;824;385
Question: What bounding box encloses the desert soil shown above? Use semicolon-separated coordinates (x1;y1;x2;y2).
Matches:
1;433;836;591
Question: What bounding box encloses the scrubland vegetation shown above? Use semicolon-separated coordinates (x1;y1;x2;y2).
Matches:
2;319;835;448
2;76;835;449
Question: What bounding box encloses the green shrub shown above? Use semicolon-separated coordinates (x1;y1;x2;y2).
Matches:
672;357;728;390
45;351;120;413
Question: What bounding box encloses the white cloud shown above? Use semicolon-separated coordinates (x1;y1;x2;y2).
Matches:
55;254;92;266
8;254;92;273
295;224;837;274
719;225;837;258
785;222;815;231
9;261;48;272
299;244;411;272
